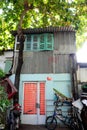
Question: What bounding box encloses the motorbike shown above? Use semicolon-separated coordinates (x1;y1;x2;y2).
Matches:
80;92;87;130
6;103;21;130
13;102;21;129
72;98;84;130
72;92;87;130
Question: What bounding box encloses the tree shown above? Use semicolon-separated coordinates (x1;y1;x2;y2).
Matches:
0;0;87;49
0;0;87;99
14;0;34;99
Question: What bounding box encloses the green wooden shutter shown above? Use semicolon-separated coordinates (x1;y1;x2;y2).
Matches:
25;33;54;51
33;35;38;50
25;35;32;50
39;34;45;50
46;34;53;50
4;60;12;74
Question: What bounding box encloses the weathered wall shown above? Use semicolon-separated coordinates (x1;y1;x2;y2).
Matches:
54;32;76;54
14;51;72;74
13;31;76;74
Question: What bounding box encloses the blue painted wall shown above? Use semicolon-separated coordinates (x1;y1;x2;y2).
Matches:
10;73;72;117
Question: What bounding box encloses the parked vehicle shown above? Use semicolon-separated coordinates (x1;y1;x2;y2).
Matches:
45;94;84;130
80;91;87;130
6;103;21;130
72;99;84;130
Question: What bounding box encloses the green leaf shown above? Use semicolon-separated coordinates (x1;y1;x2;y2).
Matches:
0;0;87;49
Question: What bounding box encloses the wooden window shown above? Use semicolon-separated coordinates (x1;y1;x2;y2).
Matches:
33;35;38;50
26;35;31;50
25;33;54;51
46;34;53;50
39;35;45;50
15;34;54;51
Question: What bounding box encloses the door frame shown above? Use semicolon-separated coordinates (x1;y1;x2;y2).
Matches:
21;81;46;124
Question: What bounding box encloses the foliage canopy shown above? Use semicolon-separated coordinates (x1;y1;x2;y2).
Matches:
0;0;87;50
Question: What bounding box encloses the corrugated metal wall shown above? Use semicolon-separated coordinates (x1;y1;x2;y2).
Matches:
22;51;53;73
54;54;70;73
54;32;76;54
14;52;71;73
13;31;76;74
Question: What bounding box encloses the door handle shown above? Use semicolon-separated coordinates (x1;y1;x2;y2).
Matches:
36;103;40;108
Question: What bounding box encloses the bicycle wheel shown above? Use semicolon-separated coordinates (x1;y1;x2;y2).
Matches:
77;118;84;130
70;117;83;130
45;116;57;130
70;121;79;130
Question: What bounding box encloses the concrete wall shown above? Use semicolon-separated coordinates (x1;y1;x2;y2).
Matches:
10;73;72;118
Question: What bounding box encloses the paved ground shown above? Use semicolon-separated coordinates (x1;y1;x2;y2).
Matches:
19;125;71;130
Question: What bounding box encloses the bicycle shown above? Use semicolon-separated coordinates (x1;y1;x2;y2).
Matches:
45;97;83;130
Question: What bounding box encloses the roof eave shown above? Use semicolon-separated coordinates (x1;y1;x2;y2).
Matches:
11;26;75;36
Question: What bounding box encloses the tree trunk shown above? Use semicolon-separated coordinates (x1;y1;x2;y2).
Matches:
14;28;25;100
14;1;34;101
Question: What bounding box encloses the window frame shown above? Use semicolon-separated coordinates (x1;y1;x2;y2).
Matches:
15;33;54;51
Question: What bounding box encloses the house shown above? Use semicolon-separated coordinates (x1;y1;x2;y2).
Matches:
0;50;13;74
0;50;18;101
77;63;87;83
10;26;77;125
77;63;87;96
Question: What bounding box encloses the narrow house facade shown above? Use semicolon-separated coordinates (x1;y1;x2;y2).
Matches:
10;26;77;125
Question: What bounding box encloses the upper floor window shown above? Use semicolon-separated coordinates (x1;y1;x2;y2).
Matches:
15;33;54;51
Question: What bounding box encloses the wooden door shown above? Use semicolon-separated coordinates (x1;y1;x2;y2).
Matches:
22;82;45;124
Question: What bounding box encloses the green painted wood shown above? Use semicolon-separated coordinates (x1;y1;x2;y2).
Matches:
24;33;54;51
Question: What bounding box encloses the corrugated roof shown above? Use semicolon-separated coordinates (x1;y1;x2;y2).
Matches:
11;26;75;36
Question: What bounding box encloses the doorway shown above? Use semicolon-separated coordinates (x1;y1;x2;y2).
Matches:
22;82;46;124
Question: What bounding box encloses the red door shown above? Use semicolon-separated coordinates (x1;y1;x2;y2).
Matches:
22;82;45;124
23;83;37;114
40;82;45;115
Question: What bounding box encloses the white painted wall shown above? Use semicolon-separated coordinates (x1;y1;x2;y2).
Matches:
0;54;5;70
0;50;13;71
77;66;87;82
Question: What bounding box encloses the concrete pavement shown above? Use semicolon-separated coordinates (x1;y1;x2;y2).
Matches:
19;125;71;130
